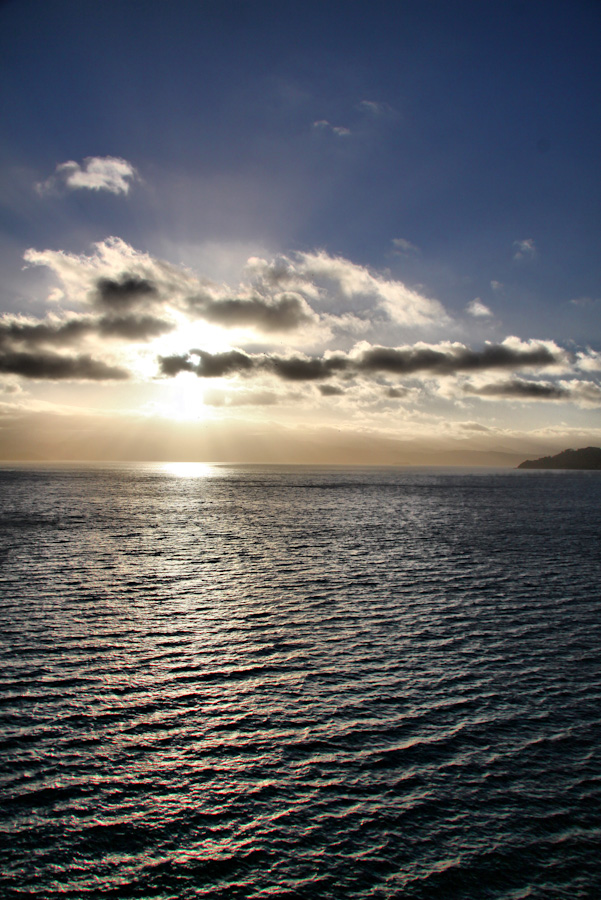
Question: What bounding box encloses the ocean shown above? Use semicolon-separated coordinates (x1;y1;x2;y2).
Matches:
0;464;600;899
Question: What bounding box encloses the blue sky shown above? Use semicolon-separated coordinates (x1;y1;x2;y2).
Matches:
1;0;600;463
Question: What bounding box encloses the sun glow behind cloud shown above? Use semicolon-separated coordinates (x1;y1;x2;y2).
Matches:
4;230;601;462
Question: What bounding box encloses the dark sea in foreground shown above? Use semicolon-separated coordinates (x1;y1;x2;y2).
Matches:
1;464;600;899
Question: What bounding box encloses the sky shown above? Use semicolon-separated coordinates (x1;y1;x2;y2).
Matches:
1;0;601;465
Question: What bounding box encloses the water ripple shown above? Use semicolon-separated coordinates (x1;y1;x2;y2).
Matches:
1;465;600;898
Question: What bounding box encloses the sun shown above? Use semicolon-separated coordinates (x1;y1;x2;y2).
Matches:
156;371;213;421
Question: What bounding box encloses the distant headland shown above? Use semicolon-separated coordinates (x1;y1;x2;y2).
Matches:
517;447;601;470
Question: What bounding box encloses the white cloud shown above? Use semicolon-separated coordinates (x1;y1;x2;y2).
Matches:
513;238;537;261
312;120;351;137
24;237;188;306
24;240;443;340
293;250;446;326
466;298;492;317
392;238;420;255
37;156;137;195
560;379;601;406
570;296;599;307
576;348;601;372
490;280;503;292
357;100;395;118
20;238;600;412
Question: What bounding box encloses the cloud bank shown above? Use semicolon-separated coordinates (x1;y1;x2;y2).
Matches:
159;339;563;382
6;237;599;410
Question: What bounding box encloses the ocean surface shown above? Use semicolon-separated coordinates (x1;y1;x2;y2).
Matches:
0;464;600;899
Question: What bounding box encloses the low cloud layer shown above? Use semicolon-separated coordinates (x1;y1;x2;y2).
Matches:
24;238;446;338
466;380;568;399
465;378;601;406
7;237;600;409
159;339;563;382
0;313;172;347
0;350;128;380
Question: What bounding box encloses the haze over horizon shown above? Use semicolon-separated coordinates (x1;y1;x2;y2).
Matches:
1;0;601;465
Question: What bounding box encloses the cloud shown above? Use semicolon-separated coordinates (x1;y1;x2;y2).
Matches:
490;281;503;292
312;119;351;137
159;349;347;381
466;299;492;317
562;379;601;406
25;238;446;342
570;296;599;307
319;384;345;396
22;237;594;409
464;378;601;407
0;350;129;381
392;238;420;256
576;349;601;372
94;276;159;309
290;250;445;326
191;292;314;332
513;238;537;261
97;315;173;340
0;313;173;347
159;339;563;384
37;156;138;195
23;239;182;308
357;100;395;117
269;354;348;381
466;379;568;399
160;349;256;378
385;386;408;398
458;421;494;432
203;388;279;407
356;340;560;375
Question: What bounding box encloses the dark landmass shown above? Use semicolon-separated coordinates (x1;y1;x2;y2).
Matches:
517;446;601;469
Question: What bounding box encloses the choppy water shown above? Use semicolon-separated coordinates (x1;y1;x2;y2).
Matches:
0;464;600;899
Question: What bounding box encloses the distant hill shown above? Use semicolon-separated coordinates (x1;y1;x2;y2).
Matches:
517;447;601;469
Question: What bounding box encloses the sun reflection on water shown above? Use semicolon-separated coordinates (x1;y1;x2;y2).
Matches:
161;462;216;478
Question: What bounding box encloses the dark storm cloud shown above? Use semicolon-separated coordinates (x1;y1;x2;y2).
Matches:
158;342;560;383
465;380;569;399
197;293;312;332
0;350;129;380
319;384;345;396
94;276;159;310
